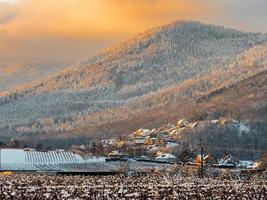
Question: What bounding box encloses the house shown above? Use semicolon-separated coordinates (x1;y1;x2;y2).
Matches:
131;129;151;139
132;137;146;145
237;160;258;169
156;153;177;163
144;138;158;146
194;154;210;166
215;155;237;168
101;138;118;146
108;150;124;158
177;119;189;128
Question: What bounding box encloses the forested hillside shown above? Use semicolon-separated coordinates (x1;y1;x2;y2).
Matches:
0;21;266;148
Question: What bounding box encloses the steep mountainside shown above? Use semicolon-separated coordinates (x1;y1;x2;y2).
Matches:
0;21;266;146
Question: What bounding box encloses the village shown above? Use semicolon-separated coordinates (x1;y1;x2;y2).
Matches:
0;118;264;172
70;118;264;170
0;118;265;200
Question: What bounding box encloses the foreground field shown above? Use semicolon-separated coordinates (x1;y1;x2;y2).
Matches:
0;173;266;199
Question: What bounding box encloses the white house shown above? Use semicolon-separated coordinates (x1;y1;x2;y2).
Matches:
156;153;177;163
108;150;124;158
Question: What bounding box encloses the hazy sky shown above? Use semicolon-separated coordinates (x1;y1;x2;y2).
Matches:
0;0;266;65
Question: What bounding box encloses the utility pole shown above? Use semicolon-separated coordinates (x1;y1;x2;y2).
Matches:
200;145;204;178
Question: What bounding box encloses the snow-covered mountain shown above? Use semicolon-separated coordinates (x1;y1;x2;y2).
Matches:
4;21;265;95
0;21;266;147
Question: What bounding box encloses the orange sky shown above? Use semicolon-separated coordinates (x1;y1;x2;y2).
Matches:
0;0;266;64
1;0;213;38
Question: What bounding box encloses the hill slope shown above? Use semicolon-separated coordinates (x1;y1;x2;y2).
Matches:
0;21;266;146
0;62;68;92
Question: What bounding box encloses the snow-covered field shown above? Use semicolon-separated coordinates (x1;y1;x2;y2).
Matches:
0;173;266;199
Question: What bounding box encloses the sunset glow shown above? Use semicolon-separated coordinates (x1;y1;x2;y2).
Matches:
0;0;266;64
0;0;212;38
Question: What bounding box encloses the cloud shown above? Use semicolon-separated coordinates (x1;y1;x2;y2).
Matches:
0;0;216;63
0;0;215;38
0;0;266;64
0;11;17;25
0;1;17;25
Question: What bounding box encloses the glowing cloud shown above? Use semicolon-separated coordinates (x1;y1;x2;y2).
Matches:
0;0;214;38
0;0;266;64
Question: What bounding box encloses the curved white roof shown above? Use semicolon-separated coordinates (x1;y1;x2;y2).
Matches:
0;149;105;171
